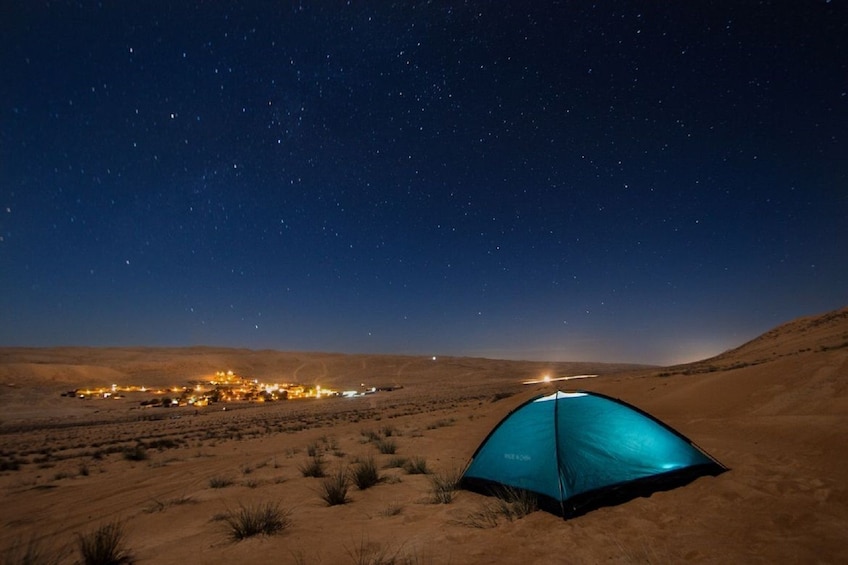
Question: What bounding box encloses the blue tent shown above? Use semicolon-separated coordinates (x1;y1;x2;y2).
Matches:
461;390;726;517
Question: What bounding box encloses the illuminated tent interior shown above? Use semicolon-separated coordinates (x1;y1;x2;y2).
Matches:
461;390;727;518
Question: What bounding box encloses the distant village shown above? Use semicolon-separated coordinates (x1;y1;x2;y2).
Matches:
62;370;399;407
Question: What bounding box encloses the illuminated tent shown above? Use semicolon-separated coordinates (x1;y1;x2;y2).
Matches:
461;390;726;518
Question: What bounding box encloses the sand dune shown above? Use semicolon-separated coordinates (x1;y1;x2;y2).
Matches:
1;307;847;563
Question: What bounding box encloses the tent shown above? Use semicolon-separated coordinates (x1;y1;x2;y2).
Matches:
461;390;726;518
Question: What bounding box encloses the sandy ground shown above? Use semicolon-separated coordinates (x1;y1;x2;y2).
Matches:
1;307;847;564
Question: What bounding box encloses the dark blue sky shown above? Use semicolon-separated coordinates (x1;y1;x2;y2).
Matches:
2;2;846;364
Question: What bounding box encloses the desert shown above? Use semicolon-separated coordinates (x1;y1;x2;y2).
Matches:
1;307;847;564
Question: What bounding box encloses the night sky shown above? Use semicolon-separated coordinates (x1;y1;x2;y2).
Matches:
2;2;846;365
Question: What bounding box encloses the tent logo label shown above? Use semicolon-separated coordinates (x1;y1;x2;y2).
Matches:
503;453;531;461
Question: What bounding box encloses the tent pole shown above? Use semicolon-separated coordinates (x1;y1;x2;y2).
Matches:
553;391;567;518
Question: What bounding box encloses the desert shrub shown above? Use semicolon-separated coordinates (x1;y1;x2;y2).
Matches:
298;455;326;478
319;466;350;506
429;468;461;504
381;425;396;437
380;502;404;517
76;521;134;565
375;438;397;455
208;475;234;489
121;444;148;462
426;418;455;430
306;441;320;457
360;429;381;443
0;456;23;471
350;457;380;490
491;391;514;402
322;435;340;451
402;456;429;475
146;438;180;450
221;501;292;541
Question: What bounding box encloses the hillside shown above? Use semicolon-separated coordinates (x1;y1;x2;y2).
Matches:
0;345;646;394
594;306;848;421
668;306;848;374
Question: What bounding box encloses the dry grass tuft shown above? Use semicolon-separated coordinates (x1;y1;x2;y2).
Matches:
461;486;538;528
346;537;434;565
298;454;326;478
375;438;397;455
429;467;462;504
350;456;381;490
221;501;292;541
346;538;403;565
208;475;234;489
425;418;455;430
76;521;134;565
319;466;351;506
402;456;429;475
380;501;404;517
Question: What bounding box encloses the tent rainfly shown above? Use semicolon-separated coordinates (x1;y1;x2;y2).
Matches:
461;390;727;518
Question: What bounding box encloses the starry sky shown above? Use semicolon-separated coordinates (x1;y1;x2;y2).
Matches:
1;2;846;365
